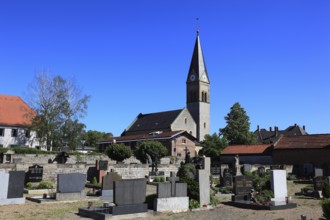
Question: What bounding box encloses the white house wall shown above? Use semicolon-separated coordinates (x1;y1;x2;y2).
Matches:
0;126;41;149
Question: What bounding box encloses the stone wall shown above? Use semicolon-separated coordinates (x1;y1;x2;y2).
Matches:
0;162;180;183
10;154;111;165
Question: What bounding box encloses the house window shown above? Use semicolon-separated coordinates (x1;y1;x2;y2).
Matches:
182;139;186;144
11;129;18;137
25;130;31;138
0;128;4;136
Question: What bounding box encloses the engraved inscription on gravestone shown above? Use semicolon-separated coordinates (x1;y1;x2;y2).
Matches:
27;164;43;182
234;175;253;195
98;160;109;171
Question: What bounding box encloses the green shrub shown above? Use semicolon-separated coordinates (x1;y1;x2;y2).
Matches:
92;177;98;185
106;143;132;162
323;182;330;199
219;187;232;194
321;198;330;220
154;176;165;182
177;163;200;201
25;182;33;189
210;195;221;207
255;190;273;204
37;181;53;189
134;141;167;164
189;199;200;209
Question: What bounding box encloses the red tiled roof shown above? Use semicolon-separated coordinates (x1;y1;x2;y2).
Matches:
99;130;192;144
274;134;330;149
0;95;35;127
221;144;272;155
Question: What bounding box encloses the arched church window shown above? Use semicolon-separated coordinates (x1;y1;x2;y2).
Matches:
185;118;187;124
204;122;206;128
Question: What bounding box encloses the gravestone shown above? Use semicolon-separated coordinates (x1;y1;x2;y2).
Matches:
313;176;327;191
100;171;122;201
223;170;233;187
258;166;266;176
270;170;288;205
198;169;210;207
243;164;252;174
26;164;43;182
0;171;9;199
96;160;109;184
111;178;148;215
233;175;253;195
314;168;324;177
203;157;211;175
56;173;86;201
154;173;188;213
167;172;180;196
0;171;25;205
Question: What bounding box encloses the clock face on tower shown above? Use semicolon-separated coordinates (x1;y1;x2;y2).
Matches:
190;74;196;81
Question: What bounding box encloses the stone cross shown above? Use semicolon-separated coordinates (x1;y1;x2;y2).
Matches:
168;172;180;196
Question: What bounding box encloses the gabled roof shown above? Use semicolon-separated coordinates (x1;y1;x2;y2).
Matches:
99;130;196;144
254;124;308;144
221;144;273;155
0;95;35;127
274;134;330;149
124;109;183;133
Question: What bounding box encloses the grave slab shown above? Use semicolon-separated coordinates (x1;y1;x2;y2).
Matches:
110;203;148;215
0;171;9;199
198;169;210;207
57;173;86;193
271;170;287;202
154;197;189;213
7;171;25;199
56;191;85;201
113;179;146;206
100;190;113;201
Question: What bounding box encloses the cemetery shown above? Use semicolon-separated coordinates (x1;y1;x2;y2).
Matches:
0;151;329;220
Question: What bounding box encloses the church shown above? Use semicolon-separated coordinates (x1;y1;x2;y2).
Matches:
99;31;211;159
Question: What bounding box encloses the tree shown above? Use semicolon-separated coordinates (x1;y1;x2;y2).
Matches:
134;141;168;164
106;143;132;162
26;72;90;151
220;102;258;145
82;130;111;148
200;133;228;160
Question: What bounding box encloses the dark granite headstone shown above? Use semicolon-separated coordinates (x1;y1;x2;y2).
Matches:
102;172;122;190
258;167;266;176
113;179;146;206
313;176;327;191
57;173;86;193
233;175;253;195
7;171;25;199
157;183;171;198
26;164;43;182
175;183;187;197
98;160;109;171
223;172;233;187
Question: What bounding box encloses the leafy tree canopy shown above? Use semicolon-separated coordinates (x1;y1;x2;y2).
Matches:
82;130;111;148
134;141;167;164
26;72;90;151
106;143;132;162
200;133;228;160
220;102;258;145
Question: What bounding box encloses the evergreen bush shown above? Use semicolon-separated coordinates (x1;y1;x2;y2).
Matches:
321;198;330;220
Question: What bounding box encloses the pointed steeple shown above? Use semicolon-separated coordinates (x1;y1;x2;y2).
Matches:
187;31;210;84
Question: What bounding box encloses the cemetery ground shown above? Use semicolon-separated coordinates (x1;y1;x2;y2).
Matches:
0;181;324;220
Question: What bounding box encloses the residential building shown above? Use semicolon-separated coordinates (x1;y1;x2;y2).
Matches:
0;95;43;149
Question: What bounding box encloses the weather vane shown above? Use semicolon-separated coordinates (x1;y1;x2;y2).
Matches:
196;17;200;34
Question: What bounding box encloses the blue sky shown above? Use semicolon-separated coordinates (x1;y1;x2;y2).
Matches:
0;1;329;136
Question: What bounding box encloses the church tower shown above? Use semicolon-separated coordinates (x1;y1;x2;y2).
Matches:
186;31;210;142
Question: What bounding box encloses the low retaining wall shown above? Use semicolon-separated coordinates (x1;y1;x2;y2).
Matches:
0;163;180;183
